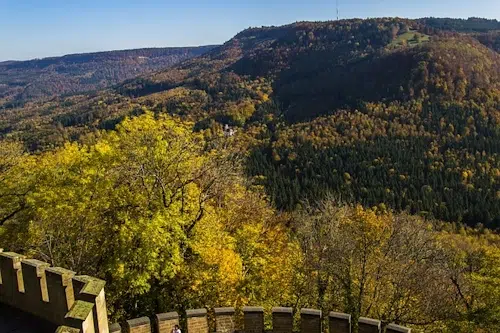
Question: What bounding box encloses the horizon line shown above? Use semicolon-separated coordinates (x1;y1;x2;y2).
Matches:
2;15;498;62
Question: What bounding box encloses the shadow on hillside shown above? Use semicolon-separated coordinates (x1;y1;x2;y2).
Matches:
272;49;418;122
247;136;500;229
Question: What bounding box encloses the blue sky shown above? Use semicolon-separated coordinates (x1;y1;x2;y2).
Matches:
1;0;499;61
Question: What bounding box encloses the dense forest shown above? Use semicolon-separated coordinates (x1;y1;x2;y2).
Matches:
0;46;216;107
417;17;500;32
0;17;500;332
475;30;500;52
1;113;499;333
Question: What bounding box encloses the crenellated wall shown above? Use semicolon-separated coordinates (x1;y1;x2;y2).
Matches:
113;306;411;333
0;250;108;333
0;249;412;333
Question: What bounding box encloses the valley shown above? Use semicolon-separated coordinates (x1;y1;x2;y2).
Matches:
0;16;499;333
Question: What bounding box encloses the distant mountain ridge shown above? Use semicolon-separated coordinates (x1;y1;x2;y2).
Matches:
2;17;498;145
0;47;216;67
0;46;217;107
417;17;500;32
116;18;499;122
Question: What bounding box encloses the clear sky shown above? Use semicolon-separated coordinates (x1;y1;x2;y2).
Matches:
1;0;499;61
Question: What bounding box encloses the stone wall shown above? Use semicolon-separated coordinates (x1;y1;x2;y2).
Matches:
186;309;209;333
0;250;108;333
271;307;293;333
214;307;236;333
111;307;412;333
0;249;413;333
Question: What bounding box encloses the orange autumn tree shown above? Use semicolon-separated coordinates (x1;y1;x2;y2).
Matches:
295;201;450;332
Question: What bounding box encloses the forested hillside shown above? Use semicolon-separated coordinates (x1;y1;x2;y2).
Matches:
417;17;500;32
1;113;500;333
1;17;500;332
0;46;216;107
1;18;499;227
475;30;500;52
416;17;500;52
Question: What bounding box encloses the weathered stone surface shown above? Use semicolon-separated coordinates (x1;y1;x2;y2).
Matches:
66;300;94;321
156;312;179;333
386;323;411;333
45;266;76;325
272;307;293;333
56;325;81;333
358;317;381;333
215;307;235;333
20;259;50;318
73;275;109;333
243;306;264;333
0;252;26;304
329;312;351;333
187;309;208;333
64;300;95;332
126;316;151;333
109;322;122;333
300;308;322;333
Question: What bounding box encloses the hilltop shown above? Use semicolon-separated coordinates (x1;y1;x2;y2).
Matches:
1;17;499;226
0;46;216;107
417;17;500;32
116;18;499;122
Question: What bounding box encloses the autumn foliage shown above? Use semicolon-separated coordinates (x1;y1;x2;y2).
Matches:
0;113;499;332
0;17;499;333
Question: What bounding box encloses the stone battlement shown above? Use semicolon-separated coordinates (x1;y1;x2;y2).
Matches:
0;249;411;333
109;306;411;333
0;250;109;332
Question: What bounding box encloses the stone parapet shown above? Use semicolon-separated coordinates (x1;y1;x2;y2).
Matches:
186;308;209;333
242;306;264;333
125;316;151;333
329;312;351;333
156;311;180;333
116;307;410;333
272;307;293;333
0;252;107;333
300;308;322;333
214;307;236;333
0;251;414;333
358;317;381;333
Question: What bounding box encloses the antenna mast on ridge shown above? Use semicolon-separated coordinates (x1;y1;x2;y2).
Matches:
336;0;339;20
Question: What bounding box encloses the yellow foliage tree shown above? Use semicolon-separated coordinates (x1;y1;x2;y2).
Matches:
0;112;297;320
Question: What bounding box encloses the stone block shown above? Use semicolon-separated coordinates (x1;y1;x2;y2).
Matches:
45;266;76;325
186;308;208;333
21;259;50;318
300;308;321;333
156;312;179;333
56;325;82;333
358;317;380;333
109;323;122;333
73;275;109;333
64;300;95;333
125;316;151;333
214;307;236;333
242;306;264;333
0;252;26;306
272;307;293;333
328;312;351;333
386;323;411;333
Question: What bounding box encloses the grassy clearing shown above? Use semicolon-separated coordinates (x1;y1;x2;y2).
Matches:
389;30;431;48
